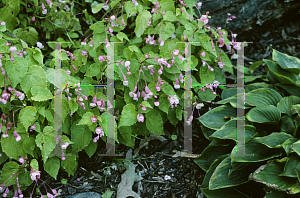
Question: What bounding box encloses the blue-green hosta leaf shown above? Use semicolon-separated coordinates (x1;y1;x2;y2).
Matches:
31;86;53;101
263;59;298;84
246;105;281;124
134;10;151;37
146;109;164;135
278;153;300;178
255;132;292;148
119;104;138;127
199;154;250;198
210;121;257;143
276;83;300;98
231;138;282;163
272;48;300;75
19;106;37;131
71;121;92;153
198;104;237;130
194;139;233;172
209;156;250;190
250;158;300;194
6;55;29;88
282;138;298;156
35;126;56;163
277;96;300;117
44;157;60;180
245;88;283;107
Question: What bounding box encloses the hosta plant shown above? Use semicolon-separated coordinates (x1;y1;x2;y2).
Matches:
194;48;300;198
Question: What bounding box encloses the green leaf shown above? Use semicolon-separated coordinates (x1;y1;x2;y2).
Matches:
158;95;170;113
277;96;300;117
272;48;300;74
69;98;78;115
138;101;153;114
23;136;36;157
20;65;47;96
160;0;175;13
198;104;237;130
84;140;97;158
0;0;20;32
91;1;104;13
46;68;79;87
245;88;283;107
194;139;233;172
134;10;151;37
161;81;176;96
19;106;37;131
209;156;249;190
251;158;300;194
278;153;300;178
160;22;175;41
90;21;105;34
200;64;214;84
71;121;92;153
163;11;176;21
61;153;77;177
231;138;282;163
1;129;28;160
45;157;60;180
0;161;19;186
168;107;178;126
116;32;130;43
31;86;53;101
31;159;39;171
124;1;137;17
146;109;164;135
119;104;138;127
45;109;54;123
14;27;38;46
102;190;115;198
85;63;100;77
249;60;263;71
5;55;29;88
246;105;281;124
32;47;43;65
35;126;56;163
255;132;292;149
77;112;94;126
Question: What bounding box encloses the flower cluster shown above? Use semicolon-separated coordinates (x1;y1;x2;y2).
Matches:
93;126;105;142
61;141;70;160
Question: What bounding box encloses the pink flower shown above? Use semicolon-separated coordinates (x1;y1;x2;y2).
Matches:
14;130;21;142
199;15;209;25
137;114;144;122
29;124;36;132
174;78;180;89
30;169;41;181
90;116;97;122
154;101;159;106
0;21;5;25
61;142;69;149
93;135;99;142
173;49;179;56
155;84;161;91
218;61;225;68
142;106;146;111
201;52;206;57
121;18;125;26
98;55;105;62
178;55;185;61
19;157;26;165
95;127;104;137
